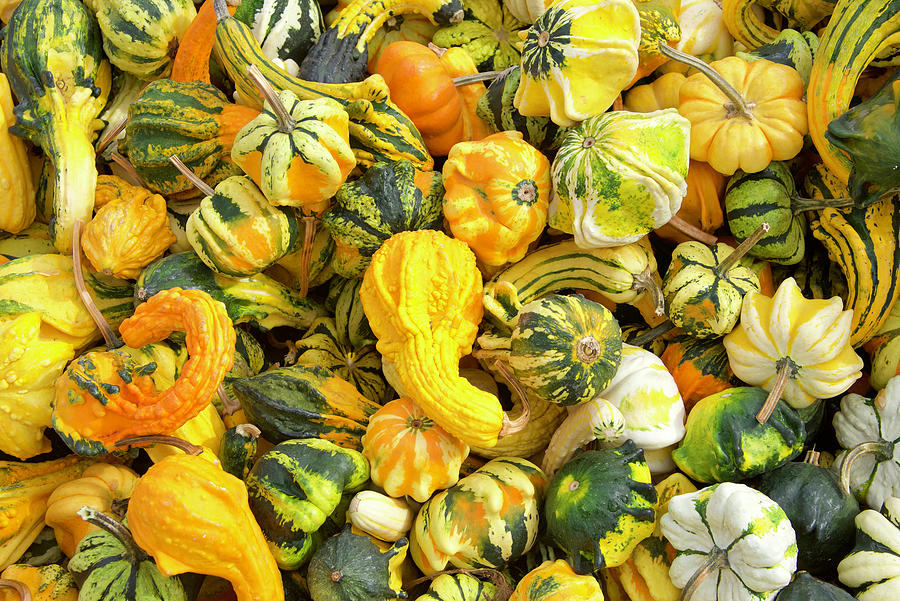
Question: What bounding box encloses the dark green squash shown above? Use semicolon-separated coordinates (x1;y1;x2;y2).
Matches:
326;277;377;349
671;387;806;484
231;364;382;450
543;441;657;575
508;294;622;407
68;509;186;601
776;572;858;601
245;438;370;570
322;160;444;279
307;525;408;601
431;0;527;71
218;423;261;480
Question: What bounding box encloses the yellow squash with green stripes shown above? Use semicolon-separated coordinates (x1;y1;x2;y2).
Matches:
721;0;834;49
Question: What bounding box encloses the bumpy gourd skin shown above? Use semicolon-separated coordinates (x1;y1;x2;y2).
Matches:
360;229;504;448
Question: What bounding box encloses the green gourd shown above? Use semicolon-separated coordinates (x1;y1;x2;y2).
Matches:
431;0;527;71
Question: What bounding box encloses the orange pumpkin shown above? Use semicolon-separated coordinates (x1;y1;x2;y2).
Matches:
361;397;469;503
660;336;734;413
654;160;725;244
375;41;492;157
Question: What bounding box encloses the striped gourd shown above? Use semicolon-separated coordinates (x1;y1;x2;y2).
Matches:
233;0;325;76
245;438;370;569
541;397;626;477
469;394;566;460
838;497;900;600
661;335;735;410
415;573;497;601
219;423;260;480
725;162;806;265
806;165;900;347
327;277;376;348
721;0;834;49
509;294;623;406
211;0;432;169
187;176;300;277
0;223;56;262
431;0;528;71
85;0;196;79
348;490;414;542
807;0;900;191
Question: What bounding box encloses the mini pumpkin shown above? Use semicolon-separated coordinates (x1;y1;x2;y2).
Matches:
509;559;603;600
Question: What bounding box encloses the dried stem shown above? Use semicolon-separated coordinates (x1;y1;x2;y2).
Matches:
495;360;531;437
840;440;894;497
680;546;728;601
452;71;504;86
73;219;122;349
109;152;148;188
298;215;318;297
96;119;127;155
631;266;665;316
716;222;770;275
791;195;856;214
168;155;215;197
804;448;820;466
756;359;791;424
115;435;204;456
659;44;753;118
76;507;147;563
0;580;30;601
235;423;261;439
665;215;718;245
630;320;676;347
246;64;295;133
218;383;241;416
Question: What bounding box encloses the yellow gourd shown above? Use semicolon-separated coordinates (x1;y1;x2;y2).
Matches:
0;73;35;235
145;401;226;464
0;564;78;601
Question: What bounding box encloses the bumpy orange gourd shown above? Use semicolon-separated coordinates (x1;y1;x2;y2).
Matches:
44;463;140;556
375;41;492;156
442;130;551;266
360;230;505;448
509;559;604;600
0;564;78;601
362;397;469;503
126;454;283;601
51;288;235;452
81;176;176;279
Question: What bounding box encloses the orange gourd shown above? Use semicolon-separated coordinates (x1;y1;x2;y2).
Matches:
375;41;491;156
171;0;235;83
362;397;469;503
654;160;725;243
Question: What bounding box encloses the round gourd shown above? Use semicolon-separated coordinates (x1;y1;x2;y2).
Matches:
348;491;414;542
430;0;527;71
660;335;735;413
544;440;657;574
414;572;497;601
778;572;859;601
509;559;603;600
0;564;78;601
509;294;622;406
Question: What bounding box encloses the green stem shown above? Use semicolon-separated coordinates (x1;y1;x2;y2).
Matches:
0;579;31;601
246;64;295;133
840;440;895;497
451;71;505;87
77;507;148;563
658;44;753;119
680;546;728;601
715;222;770;276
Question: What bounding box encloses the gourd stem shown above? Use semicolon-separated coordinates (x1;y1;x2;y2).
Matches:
804;448;820;466
495;360;531;437
109;152;148;188
298;215;318;297
96;119;127;155
115;435;204;456
76;506;148;564
72;220;123;350
665;215;718;245
658;44;753;118
631;266;665;316
246;64;295;133
680;546;728;601
451;71;504;86
218;383;241;416
840;441;895;497
756;359;791;424
212;0;229;21
715;222;770;275
0;580;30;601
630;320;676;346
235;423;261;439
168;155;215;197
791;195;856;213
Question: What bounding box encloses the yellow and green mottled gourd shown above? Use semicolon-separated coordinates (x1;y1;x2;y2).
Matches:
721;0;834;49
415;572;497;601
431;0;527;71
509;559;604;600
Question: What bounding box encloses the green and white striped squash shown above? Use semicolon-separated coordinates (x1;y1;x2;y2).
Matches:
246;437;370;570
348;490;414;542
508;294;623;406
84;0;196;79
186;175;300;277
724;162;806;265
549;109;690;248
233;0;325;77
431;0;528;71
415;572;498;601
662;241;761;338
838;496;900;601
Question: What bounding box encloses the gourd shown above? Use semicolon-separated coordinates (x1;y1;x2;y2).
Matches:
126;454;284;601
431;0;527;71
232;0;325;76
145;401;227;464
0;564;78;601
231;364;381;451
544;441;657;574
81;176;177;279
170;0;233;83
867;300;900;391
363;12;439;70
735;28;819;85
660;482;798;601
245;438;370;569
660;335;734;412
362;396;469;503
508;559;603;600
44;463;140;556
837;496;900;601
514;0;641;127
541;397;627;477
442;130;550;266
323;160;444;279
549;109;690;248
52;288;235;455
0;223;55;261
778;572;859;601
219;423;261;480
2;0;111;254
508;294;622;406
68;509;187;601
414;573;497;601
410;457;547;575
624;71;685;113
84;0;197;79
0;73;35;235
348;491;414;542
720;0;834;49
307;526;408;601
672;387;805;483
670;0;733;62
505;0;550;22
0;455;94;570
0;312;75;460
469;393;566;461
374;41;491;157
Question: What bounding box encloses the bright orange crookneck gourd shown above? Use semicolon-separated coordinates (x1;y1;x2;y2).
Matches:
52;288;235;454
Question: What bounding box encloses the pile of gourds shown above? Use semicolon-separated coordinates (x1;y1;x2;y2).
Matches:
1;0;900;599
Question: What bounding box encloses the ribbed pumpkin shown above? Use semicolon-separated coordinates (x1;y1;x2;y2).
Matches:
509;294;623;406
442;130;551;266
362;397;469;503
509;560;603;600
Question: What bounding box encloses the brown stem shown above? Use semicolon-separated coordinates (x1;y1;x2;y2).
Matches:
235;423;261;439
756;358;792;425
791;195;856;214
212;0;229;21
840;441;894;497
0;579;31;601
115;435;204;456
77;507;148;563
494;360;531;437
246;64;295;133
716;222;770;275
613;94;624;111
576;336;602;363
658;44;753;119
680;546;728;601
631;266;665;316
168;155;215;197
804;448;820;466
298;215;318;297
96;119;127;155
630;320;676;346
666;215;718;245
451;71;504;86
109;152;148;189
218;383;241;416
73;219;122;350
